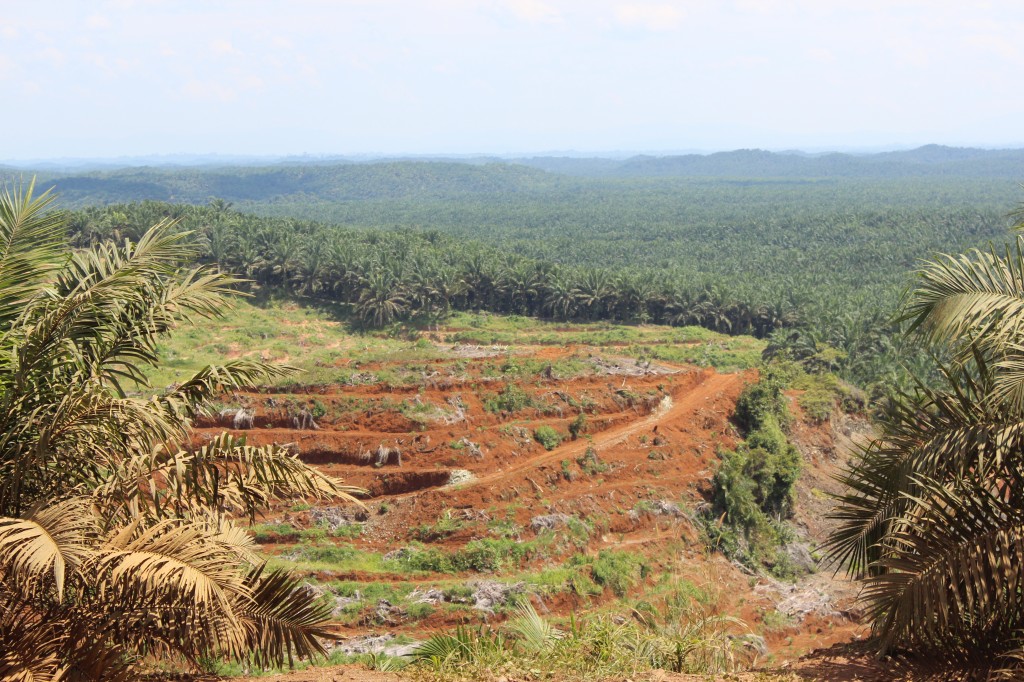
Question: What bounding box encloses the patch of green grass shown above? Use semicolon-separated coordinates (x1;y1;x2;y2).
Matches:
269;544;387;574
758;607;797;634
588;550;648;597
395;538;534;574
487;517;523;539
251;522;298;543
519;566;603;597
299;527;329;543
630;336;765;372
142;296;442;389
406;602;435;620
445;312;729;349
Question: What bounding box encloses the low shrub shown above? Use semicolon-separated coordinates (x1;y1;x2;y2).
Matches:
577;446;609;475
533;425;562;450
486;383;533;413
251;522;299;542
568;412;587;439
591;550;646;597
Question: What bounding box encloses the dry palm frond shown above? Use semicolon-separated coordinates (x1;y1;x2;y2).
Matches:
89;520;252;659
235;564;335;667
208;517;264;564
0;498;96;601
0;595;64;682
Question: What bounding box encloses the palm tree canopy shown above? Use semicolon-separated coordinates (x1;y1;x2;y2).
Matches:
0;184;363;679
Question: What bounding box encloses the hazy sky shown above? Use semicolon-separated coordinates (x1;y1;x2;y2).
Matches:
2;0;1023;159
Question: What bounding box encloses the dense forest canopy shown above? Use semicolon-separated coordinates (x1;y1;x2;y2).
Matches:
5;147;1021;392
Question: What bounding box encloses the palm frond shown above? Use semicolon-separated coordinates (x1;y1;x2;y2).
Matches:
158;360;297;422
0;498;96;601
94;433;363;525
509;598;563;653
0;594;64;682
826;356;1024;576
903;237;1024;351
235;565;333;667
0;180;67;329
863;476;1024;654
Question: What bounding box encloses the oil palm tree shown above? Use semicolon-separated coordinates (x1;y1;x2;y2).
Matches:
0;183;362;680
827;221;1024;666
355;271;407;327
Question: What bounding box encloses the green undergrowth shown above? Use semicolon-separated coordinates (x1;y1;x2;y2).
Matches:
271;536;569;576
532;425;563;450
701;366;804;577
629;337;764;372
142;296;441;388
141;298;762;390
776;361;869;422
445;312;724;346
408;596;759;680
701;360;864;577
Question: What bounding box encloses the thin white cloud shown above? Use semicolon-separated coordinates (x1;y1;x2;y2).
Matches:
181;79;236;102
963;33;1023;64
614;3;684;31
37;46;66;68
505;0;561;24
806;47;836;64
0;54;13;80
210;38;242;56
86;15;112;30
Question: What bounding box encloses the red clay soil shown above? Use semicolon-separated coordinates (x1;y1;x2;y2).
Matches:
191;342;878;678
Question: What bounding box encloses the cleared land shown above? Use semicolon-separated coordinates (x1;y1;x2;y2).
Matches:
148;299;871;678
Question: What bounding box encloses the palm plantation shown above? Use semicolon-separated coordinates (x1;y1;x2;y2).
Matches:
0;184;361;680
828;213;1024;667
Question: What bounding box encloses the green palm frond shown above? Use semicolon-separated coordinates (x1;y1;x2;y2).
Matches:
409;630;473;665
903;237;1024;351
0;180;66;329
826;355;1024;577
830;205;1024;664
158;360;296;421
97;433;362;524
509;598;563;653
0;186;374;674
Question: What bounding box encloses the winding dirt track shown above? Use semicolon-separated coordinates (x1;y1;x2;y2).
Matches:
462;370;741;490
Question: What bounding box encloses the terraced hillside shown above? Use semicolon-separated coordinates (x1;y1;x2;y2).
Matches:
152;299;868;677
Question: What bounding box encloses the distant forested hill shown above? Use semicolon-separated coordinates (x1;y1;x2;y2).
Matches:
513;145;1024;178
6;161;558;207
5;145;1023;209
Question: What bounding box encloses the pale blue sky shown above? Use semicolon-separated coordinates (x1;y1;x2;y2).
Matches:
2;0;1023;159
